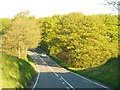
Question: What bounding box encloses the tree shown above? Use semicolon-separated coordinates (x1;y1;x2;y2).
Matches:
39;12;118;69
2;16;41;60
14;10;30;18
0;18;11;33
105;0;120;10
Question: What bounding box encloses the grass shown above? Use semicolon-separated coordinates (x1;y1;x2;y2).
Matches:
27;55;37;72
2;52;37;88
49;55;119;88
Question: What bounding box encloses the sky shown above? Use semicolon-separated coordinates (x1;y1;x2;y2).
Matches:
0;0;118;18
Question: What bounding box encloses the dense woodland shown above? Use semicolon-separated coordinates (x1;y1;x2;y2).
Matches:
38;12;118;69
0;11;119;69
1;11;42;60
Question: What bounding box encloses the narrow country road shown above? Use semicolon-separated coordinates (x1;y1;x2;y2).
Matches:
28;49;110;90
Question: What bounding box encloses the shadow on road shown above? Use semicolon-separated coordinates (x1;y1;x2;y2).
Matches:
28;49;113;89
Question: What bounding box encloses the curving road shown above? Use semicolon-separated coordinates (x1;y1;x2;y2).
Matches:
28;49;111;90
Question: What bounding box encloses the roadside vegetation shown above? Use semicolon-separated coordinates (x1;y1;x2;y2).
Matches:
2;52;36;88
2;11;41;60
37;12;118;88
49;55;119;88
1;10;119;88
1;11;40;89
39;12;118;69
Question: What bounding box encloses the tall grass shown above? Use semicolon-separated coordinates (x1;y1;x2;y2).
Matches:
50;55;119;88
73;57;119;88
2;52;36;88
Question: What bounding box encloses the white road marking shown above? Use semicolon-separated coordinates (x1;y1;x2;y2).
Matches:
67;87;70;89
30;50;40;90
60;76;75;90
47;56;110;89
32;49;110;90
69;71;110;89
39;56;75;90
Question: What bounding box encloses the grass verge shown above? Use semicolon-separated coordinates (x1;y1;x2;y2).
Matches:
2;52;37;88
49;55;119;88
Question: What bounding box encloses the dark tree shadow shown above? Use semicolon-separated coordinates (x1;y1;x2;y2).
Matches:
38;40;50;55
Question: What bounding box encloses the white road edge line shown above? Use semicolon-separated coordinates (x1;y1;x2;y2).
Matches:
33;48;110;90
60;76;75;90
70;71;110;89
39;56;75;90
30;50;40;90
67;87;70;89
47;56;110;90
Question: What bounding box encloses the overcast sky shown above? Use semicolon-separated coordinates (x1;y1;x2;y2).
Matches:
0;0;118;18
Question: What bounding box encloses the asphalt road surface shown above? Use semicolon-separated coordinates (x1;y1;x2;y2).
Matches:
28;49;111;90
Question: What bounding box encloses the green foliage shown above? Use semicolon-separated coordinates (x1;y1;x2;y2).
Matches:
27;54;37;71
0;18;11;33
2;52;36;88
51;54;119;88
39;12;118;69
73;57;119;88
2;13;41;60
38;41;50;54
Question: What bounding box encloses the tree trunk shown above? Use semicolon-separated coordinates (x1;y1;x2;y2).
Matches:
25;48;28;61
18;47;20;58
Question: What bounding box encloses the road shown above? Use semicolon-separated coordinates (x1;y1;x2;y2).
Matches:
28;49;110;90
